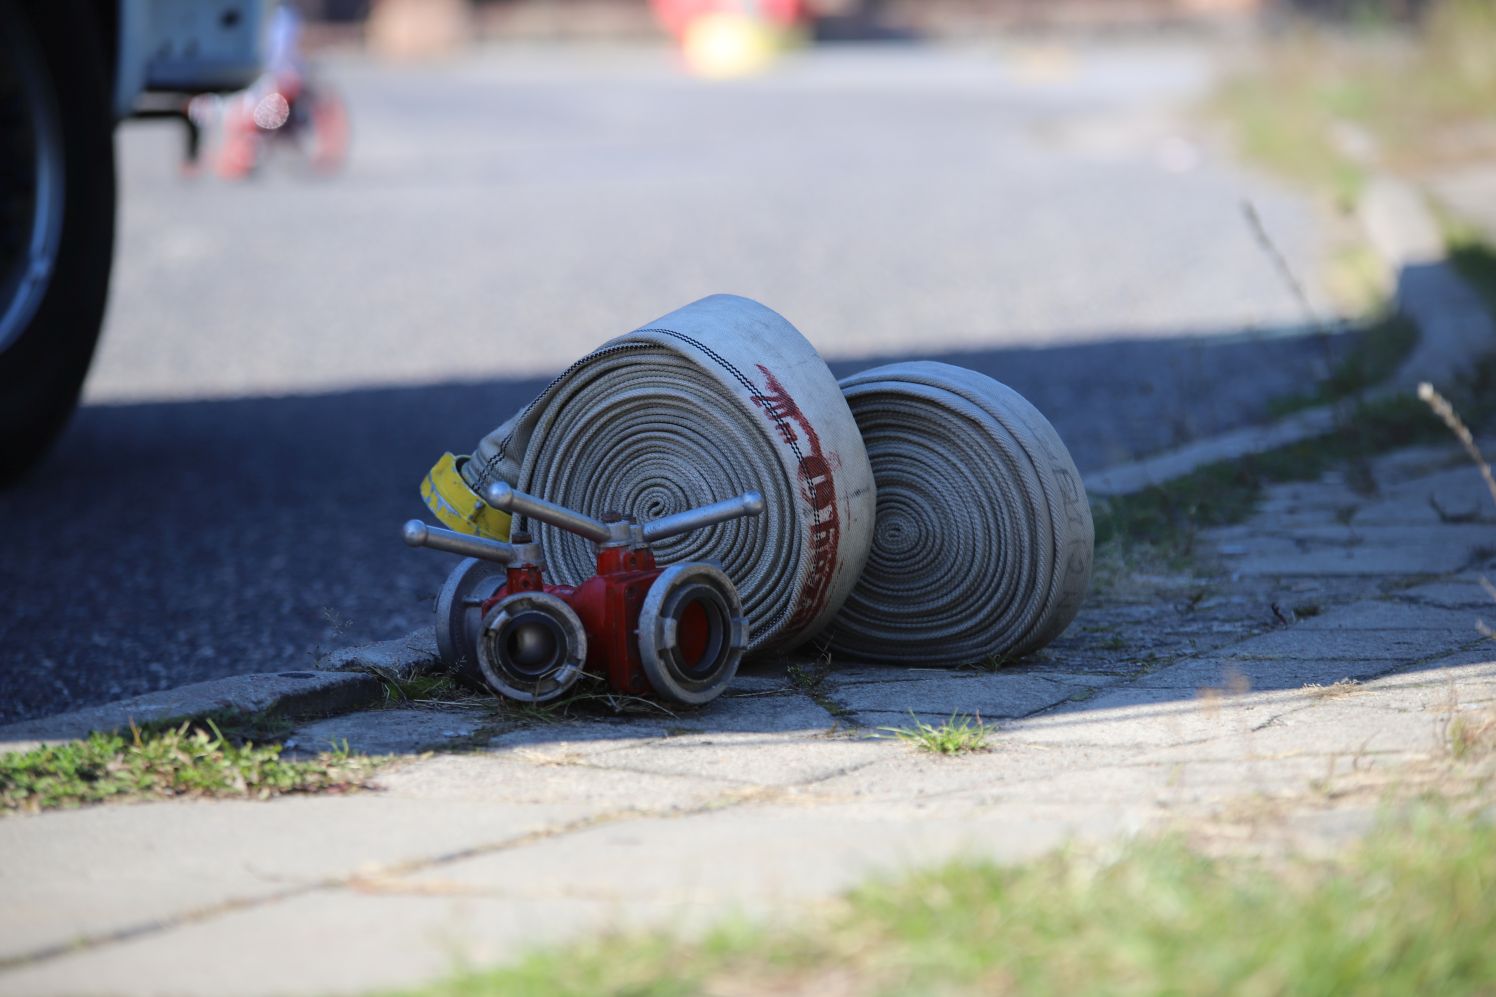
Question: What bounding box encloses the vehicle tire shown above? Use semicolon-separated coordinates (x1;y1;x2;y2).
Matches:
0;0;115;485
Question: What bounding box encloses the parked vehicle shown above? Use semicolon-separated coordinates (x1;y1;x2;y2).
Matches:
0;0;270;482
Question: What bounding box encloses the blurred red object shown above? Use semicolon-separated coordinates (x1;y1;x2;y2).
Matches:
650;0;806;37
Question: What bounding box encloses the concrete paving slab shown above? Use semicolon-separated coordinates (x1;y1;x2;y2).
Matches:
1217;626;1476;663
1368;444;1471;482
484;721;671;757
1226;544;1472;574
1341;503;1444;527
1376;464;1496;512
1134;655;1403;694
1272;522;1496;550
317;627;440;682
1348;490;1489;526
801;738;1256;814
1005;685;1284;749
1240;696;1451;758
830;671;1088;722
1254;481;1365;510
959;754;1332;810
1272;654;1496;717
659;692;838;734
722;660;796;694
585;731;894;788
0;889;648;997
371;752;733;809
823;665;957;685
288;707;489;756
0;794;591;966
0;798;1136;997
398;802;1103;906
1240;507;1399;530
797;745;1066;805
1397;578;1496;611
1121;729;1408;768
1290;600;1486;633
1024;670;1130;688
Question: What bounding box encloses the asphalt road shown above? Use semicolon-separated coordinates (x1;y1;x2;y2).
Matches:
0;42;1352;723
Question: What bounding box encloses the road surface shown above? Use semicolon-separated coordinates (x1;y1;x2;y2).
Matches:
0;41;1350;722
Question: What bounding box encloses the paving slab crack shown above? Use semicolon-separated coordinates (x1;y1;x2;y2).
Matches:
0;785;778;974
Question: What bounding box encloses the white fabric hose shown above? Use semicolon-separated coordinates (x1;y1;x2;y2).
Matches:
461;294;876;652
824;361;1093;665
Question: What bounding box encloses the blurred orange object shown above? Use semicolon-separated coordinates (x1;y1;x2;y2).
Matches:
650;0;806;39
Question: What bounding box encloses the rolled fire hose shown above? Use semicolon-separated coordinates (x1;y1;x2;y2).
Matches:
432;294;877;653
822;361;1094;666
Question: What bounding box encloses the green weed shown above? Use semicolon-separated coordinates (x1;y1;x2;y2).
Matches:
1448;240;1496;326
1445;708;1496;761
960;652;1015;673
1212;1;1496;206
1267;313;1418;418
396;804;1496;996
1;720;376;814
785;660;829;693
381;673;471;707
881;712;993;755
1093;373;1496;557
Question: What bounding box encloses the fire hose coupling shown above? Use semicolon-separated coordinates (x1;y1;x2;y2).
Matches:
403;483;763;706
483;481;766;548
420;452;514;542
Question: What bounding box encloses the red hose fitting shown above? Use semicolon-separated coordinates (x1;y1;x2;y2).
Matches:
403;485;762;706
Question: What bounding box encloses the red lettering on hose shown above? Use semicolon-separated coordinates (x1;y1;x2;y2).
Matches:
752;365;841;633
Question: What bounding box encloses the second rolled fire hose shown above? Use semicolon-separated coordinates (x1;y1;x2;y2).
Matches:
448;294;877;653
823;361;1094;665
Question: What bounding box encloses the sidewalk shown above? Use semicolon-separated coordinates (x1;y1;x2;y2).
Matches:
3;435;1493;995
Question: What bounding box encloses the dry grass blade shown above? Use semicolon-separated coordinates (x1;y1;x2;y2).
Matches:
1302;678;1361;700
1243;199;1330;336
1445;706;1496;761
1418;382;1496;510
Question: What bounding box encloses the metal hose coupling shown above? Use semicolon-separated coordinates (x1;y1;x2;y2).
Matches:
403;482;764;705
824;361;1094;665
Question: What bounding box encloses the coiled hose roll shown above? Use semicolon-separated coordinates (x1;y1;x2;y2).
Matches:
459;295;876;652
824;361;1093;665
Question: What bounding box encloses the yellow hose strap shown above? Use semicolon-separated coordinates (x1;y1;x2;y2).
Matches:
420;453;512;542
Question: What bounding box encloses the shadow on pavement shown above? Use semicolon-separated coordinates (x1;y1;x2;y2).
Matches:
0;320;1356;728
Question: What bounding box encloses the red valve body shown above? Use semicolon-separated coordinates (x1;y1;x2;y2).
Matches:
480;547;710;696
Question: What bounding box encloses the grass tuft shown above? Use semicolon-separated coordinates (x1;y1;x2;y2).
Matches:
1445;707;1496;762
1448;239;1496;320
786;658;831;694
1093;366;1496;557
1212;1;1496;206
960;652;1016;673
1268;313;1418;418
396;804;1496;996
881;712;993;755
381;673;472;707
0;720;376;814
